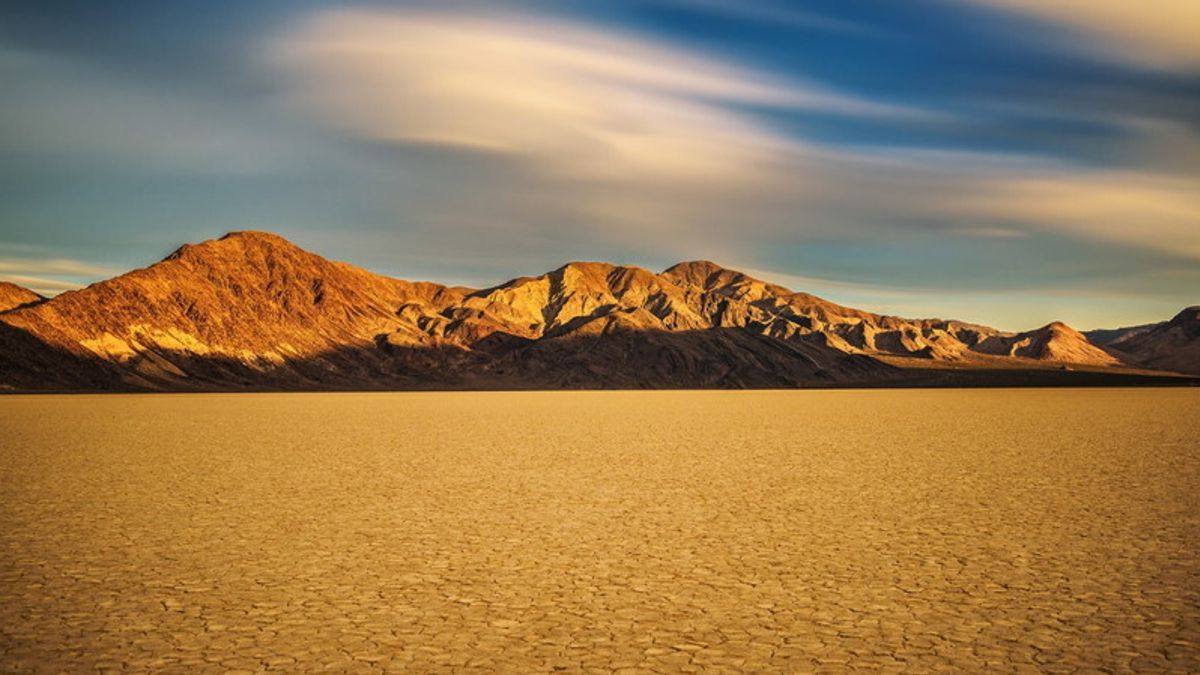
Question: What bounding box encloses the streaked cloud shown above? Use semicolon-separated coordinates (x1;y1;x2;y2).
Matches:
962;0;1200;68
0;275;81;294
268;9;916;184
0;258;113;277
257;5;1199;326
0;256;116;295
0;1;1196;329
658;0;875;35
943;171;1200;258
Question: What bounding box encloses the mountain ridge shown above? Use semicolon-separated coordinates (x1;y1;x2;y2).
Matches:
0;231;1194;390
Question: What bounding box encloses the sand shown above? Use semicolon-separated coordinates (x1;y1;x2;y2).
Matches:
1;389;1197;672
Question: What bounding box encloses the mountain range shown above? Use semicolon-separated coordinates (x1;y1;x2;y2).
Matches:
0;231;1195;391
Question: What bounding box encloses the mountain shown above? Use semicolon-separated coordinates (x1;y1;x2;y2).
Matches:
1101;307;1200;375
0;282;43;312
977;322;1120;366
0;231;1191;391
0;232;462;390
1084;323;1158;347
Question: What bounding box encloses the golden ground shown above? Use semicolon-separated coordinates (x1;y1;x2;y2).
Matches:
1;390;1198;673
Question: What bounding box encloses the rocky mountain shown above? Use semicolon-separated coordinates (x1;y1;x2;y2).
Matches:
1100;307;1200;375
0;282;42;312
0;231;1191;391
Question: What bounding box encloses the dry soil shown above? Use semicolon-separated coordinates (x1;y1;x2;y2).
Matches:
1;390;1197;672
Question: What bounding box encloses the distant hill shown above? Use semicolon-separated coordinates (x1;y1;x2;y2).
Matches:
0;232;1193;390
1100;307;1200;375
1084;323;1158;347
979;322;1119;366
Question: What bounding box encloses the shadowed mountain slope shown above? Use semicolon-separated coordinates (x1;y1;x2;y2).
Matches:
1101;307;1200;375
1085;323;1158;347
0;232;1190;390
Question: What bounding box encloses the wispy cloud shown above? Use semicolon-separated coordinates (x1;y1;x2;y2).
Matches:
268;9;918;184
258;5;1199;298
1;2;1196;329
0;257;114;277
0;256;115;295
0;275;82;294
660;0;878;35
939;170;1200;258
961;0;1200;68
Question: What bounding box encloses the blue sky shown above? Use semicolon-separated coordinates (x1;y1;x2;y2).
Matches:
1;0;1197;330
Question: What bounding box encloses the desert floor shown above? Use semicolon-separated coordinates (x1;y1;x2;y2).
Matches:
1;390;1197;673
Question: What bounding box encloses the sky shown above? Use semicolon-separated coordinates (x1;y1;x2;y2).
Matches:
0;0;1197;331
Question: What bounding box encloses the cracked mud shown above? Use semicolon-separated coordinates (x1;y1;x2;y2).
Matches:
1;390;1197;672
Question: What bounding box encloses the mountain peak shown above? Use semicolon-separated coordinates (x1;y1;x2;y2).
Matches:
167;230;302;259
661;260;735;288
664;259;726;275
1170;305;1200;323
554;260;621;277
1166;306;1200;337
1010;321;1116;365
0;281;44;312
218;230;296;245
1040;321;1074;333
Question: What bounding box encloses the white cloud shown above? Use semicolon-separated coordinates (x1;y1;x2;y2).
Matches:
267;9;918;184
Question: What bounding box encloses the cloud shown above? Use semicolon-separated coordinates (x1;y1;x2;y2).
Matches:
789;146;1200;261
267;9;919;185
0;256;116;295
941;171;1200;258
261;7;1199;279
0;257;114;277
0;274;82;294
659;0;877;35
962;0;1200;68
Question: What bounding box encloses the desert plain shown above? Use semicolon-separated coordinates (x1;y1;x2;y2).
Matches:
1;389;1198;673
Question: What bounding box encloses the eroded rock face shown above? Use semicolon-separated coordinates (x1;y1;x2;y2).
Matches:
0;231;1177;390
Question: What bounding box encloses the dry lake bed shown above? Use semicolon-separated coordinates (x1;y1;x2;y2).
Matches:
1;389;1198;673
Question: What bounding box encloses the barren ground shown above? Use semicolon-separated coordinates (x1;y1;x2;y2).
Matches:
1;390;1198;672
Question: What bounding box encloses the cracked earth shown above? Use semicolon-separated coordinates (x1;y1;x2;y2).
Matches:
1;389;1198;672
